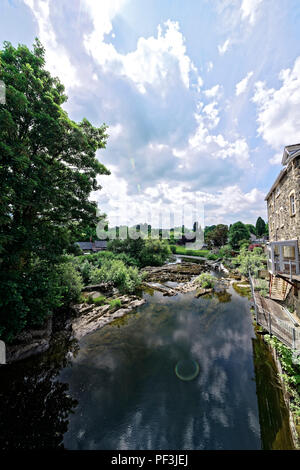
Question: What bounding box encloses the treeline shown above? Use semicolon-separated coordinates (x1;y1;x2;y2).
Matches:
0;40;110;342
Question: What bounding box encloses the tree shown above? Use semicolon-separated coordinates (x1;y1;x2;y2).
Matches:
205;224;228;247
0;40;110;341
228;222;250;249
255;217;266;237
246;224;256;235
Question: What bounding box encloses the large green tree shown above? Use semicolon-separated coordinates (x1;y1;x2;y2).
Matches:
0;40;110;341
255;217;266;237
228;221;250;249
205;224;228;247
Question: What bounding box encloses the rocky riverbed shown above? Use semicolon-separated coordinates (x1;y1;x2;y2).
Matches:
6;259;245;362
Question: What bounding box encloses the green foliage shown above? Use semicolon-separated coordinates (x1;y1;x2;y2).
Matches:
218;244;233;260
55;261;83;306
205;224;228;247
108;238;171;268
265;335;300;416
195;273;216;288
256;217;266;237
169;244;177;254
246;224;256;235
228;221;250;248
173;246;210;257
0;40;109;341
232;246;266;278
255;278;269;297
89;259;142;294
109;298;122;309
92;295;107;306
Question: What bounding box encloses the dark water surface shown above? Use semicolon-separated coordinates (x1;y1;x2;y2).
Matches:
0;283;294;450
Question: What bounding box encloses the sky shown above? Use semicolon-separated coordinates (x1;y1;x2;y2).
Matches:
1;0;300;228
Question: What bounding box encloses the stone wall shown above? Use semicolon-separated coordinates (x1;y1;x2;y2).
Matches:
267;156;300;244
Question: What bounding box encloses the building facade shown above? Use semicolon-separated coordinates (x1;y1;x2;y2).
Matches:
265;144;300;278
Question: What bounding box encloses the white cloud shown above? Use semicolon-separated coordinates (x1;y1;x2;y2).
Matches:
23;0;79;90
218;38;231;55
241;0;263;26
235;71;254;96
204;84;221;98
252;56;300;155
83;8;200;94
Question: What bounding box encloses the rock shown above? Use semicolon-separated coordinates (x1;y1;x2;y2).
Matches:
195;287;213;297
71;297;146;340
82;282;114;294
6;338;50;363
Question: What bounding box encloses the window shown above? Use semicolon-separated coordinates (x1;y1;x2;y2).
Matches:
290;193;296;216
275;185;281;198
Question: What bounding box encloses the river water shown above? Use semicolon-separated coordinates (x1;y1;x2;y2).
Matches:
0;280;295;450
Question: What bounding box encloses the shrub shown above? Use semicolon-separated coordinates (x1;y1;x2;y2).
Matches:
93;296;107;306
109;299;122;309
56;261;84;306
232;246;266;278
195;273;216;288
170;245;177;254
90;259;142;294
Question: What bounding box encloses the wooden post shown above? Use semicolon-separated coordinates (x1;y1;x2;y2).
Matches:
268;312;272;336
292;328;296;350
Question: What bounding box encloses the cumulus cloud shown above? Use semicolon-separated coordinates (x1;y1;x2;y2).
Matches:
204;84;221;99
83;9;200;95
252;56;300;162
235;71;254;96
241;0;263;26
23;0;79;90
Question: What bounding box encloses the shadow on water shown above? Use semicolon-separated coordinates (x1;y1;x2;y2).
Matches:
0;332;79;450
0;282;295;450
252;332;295;450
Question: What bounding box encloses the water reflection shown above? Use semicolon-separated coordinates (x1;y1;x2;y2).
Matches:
0;333;79;450
252;333;294;450
61;287;263;450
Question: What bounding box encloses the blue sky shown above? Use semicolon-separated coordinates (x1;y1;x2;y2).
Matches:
2;0;300;227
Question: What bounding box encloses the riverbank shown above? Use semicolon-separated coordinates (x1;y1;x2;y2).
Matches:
6;257;238;362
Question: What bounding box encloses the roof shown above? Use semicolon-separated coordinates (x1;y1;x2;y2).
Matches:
265;144;300;200
76;241;107;250
282;143;300;165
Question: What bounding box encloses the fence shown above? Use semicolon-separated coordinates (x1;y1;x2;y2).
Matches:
249;272;300;351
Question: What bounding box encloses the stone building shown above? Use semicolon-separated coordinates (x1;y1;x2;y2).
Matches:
265;143;300;278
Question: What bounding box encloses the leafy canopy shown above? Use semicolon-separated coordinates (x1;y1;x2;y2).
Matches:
0;40;109;341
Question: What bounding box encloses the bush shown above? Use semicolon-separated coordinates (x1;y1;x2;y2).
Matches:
218;245;233;260
109;299;122;309
108;238;171;267
170;245;177;254
93;295;107;306
195;273;216;288
232;246;266;278
56;261;84;306
89;259;142;294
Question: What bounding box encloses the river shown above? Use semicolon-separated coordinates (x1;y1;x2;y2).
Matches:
0;278;295;450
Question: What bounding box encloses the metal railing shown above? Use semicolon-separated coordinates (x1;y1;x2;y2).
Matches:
249;272;300;351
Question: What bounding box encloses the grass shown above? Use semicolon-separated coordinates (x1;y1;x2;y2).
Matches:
173;246;210;257
109;298;122;309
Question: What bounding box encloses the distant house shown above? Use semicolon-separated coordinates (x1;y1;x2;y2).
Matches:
249;233;268;244
265;143;300;279
76;240;107;253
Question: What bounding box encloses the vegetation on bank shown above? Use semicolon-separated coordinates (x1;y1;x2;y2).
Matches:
195;273;216;289
265;335;300;419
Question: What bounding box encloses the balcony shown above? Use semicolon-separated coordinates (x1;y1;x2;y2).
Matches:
267;240;300;279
